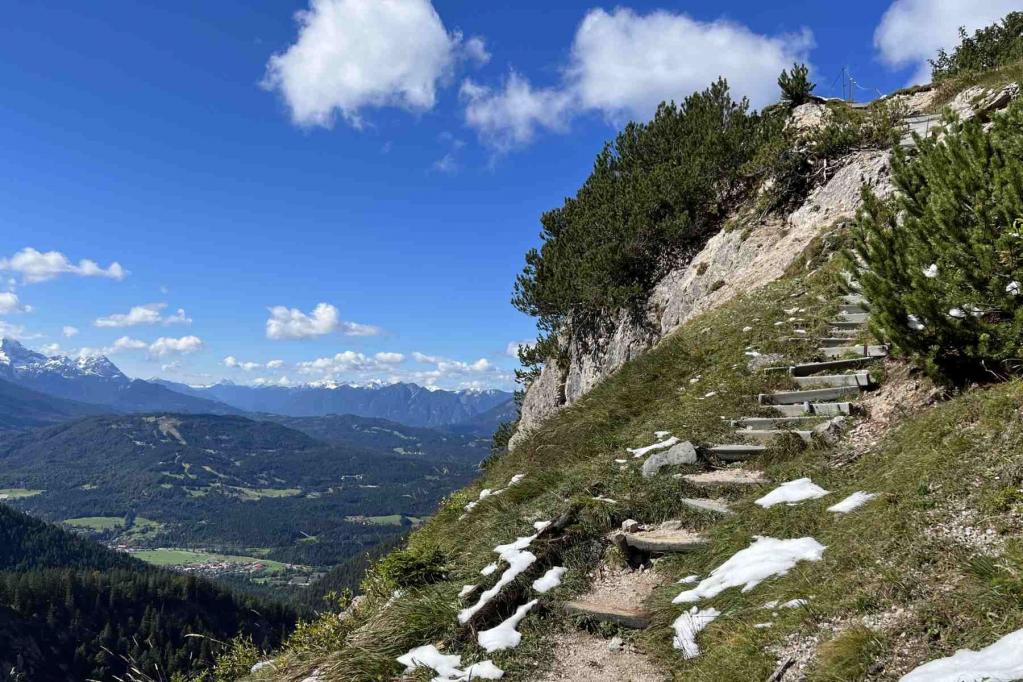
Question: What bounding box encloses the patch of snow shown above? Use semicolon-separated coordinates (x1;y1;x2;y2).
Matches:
742;326;753;332
655;430;672;438
250;660;272;672
532;520;551;532
755;478;830;508
532;566;566;594
672;606;720;659
627;435;681;458
754;622;772;629
397;644;504;681
478;600;538;652
923;263;938;278
1007;281;1021;296
704;391;719;398
459;534;539;624
614;458;628;463
679;575;700;584
509;473;526;485
458;584;477;598
481;562;499;576
828;491;877;513
673;536;826;604
908;314;925;331
948;307;966;319
899;627;1023;681
479;488;494;500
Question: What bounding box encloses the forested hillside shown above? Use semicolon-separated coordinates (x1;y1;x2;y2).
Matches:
0;505;296;681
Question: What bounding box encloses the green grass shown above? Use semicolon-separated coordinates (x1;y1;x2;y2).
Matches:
64;516;125;530
0;488;44;499
345;514;423;526
247;255;1023;682
133;548;290;574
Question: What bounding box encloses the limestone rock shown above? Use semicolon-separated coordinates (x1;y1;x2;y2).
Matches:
812;416;849;445
948;83;1020;122
621;519;641;533
787;102;831;133
641;440;698;478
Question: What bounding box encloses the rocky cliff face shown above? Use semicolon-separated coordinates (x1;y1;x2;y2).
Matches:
509;150;894;449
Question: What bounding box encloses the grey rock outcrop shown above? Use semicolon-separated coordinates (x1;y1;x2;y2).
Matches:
641;440;698;478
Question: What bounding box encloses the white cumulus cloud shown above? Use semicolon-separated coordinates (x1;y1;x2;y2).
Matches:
0;247;126;284
266;359;285;369
95;303;191;328
266;302;379;339
505;340;535;358
62;325;79;338
374;352;405;364
462;7;813;150
0;292;30;314
224;355;277;371
263;0;483;128
875;0;1021;83
149;335;203;357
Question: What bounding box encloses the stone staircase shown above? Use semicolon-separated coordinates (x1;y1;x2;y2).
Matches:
563;292;885;631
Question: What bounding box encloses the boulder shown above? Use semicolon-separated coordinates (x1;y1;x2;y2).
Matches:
621;519;641;533
812;416;849;445
641;440;697;478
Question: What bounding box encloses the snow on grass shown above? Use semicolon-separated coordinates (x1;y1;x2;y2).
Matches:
899;627;1023;681
459;533;540;624
673;536;826;604
481;562;499;576
755;478;830;508
532;520;551;532
827;491;877;513
478;600;538;652
628;435;680;458
532;566;566;594
679;574;700;584
396;644;503;681
464;475;527;512
672;606;720;659
655;430;672;438
458;585;476;599
763;598;809;609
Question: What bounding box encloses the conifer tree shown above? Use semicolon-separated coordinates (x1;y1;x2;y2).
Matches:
848;96;1023;382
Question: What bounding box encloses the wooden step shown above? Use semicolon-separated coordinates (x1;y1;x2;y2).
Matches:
830;319;868;330
683;469;766;487
839;303;867;314
759;385;861;405
788;357;879;376
820;345;888;359
841;294;865;305
793;372;872;389
818;336;861;347
836;312;869;324
729;416;827;428
680;497;733;514
771;401;853;417
734;429;813;444
828;328;862;337
705;443;768;461
623;529;709;553
564;599;651;629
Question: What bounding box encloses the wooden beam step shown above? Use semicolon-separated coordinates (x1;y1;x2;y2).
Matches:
623;529;709;553
794;372;872;388
820;345;888;359
683;468;766;487
729;416;827;428
771;401;853;417
705;443;768;461
564;600;651;629
734;429;813;444
759;385;861;405
788;357;879;376
680;497;733;514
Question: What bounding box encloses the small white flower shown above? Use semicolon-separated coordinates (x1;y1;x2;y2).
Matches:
1007;281;1021;296
948;307;966;319
923;263;938;278
907;314;925;330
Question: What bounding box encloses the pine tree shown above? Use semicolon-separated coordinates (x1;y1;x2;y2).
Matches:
848;96;1023;382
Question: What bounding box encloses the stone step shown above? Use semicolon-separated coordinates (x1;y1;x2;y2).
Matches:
793;372;873;389
564;599;651;629
683;468;766;487
729;416;827;428
680;497;733;514
759;385;861;405
623;529;709;553
788;357;880;376
828;328;862;337
771;401;853;417
705;443;768;461
734;429;813;444
820;345;888;359
841;294;865;305
839;303;867;314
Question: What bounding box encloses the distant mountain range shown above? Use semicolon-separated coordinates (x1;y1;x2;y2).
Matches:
0;338;238;416
0;337;515;432
153;378;513;429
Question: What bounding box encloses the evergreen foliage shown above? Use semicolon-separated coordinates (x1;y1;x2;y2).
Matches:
931;12;1023;82
849;97;1023;382
778;63;815;105
512;79;778;338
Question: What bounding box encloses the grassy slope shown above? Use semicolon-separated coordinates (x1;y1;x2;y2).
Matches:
258;254;1023;681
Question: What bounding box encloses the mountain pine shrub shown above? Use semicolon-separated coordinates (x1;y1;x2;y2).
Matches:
778;63;815;105
848;96;1023;383
931;12;1023;82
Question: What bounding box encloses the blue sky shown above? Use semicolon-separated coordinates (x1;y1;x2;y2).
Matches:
0;0;1016;390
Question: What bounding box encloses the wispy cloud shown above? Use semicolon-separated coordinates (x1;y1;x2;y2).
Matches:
0;247;126;284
